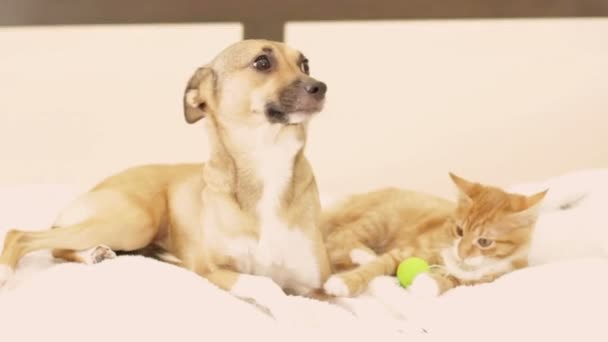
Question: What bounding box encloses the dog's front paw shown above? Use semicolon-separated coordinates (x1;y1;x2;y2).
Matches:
229;275;289;321
408;273;440;298
230;274;286;303
0;264;13;288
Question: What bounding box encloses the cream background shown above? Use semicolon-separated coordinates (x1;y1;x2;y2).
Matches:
1;19;607;199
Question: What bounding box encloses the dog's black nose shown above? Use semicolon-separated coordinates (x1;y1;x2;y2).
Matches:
305;81;327;98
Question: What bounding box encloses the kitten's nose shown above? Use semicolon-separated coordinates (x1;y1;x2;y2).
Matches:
457;243;470;261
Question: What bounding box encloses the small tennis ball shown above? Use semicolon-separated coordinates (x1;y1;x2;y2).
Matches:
397;257;430;288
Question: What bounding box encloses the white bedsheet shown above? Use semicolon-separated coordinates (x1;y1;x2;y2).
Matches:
1;169;607;341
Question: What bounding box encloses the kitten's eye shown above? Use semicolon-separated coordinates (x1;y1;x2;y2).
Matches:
477;238;494;248
300;59;310;74
253;55;271;71
456;226;463;237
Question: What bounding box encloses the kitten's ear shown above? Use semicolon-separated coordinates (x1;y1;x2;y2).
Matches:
449;172;478;201
525;189;549;209
503;207;540;230
502;189;548;231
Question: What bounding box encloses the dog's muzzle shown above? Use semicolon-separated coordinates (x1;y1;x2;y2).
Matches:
265;79;327;124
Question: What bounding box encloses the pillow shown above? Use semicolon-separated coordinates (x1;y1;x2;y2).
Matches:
507;169;608;264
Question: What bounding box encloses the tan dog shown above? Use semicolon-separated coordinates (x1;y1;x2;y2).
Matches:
0;40;332;302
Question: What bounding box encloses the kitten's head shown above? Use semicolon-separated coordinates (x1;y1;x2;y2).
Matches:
441;173;548;281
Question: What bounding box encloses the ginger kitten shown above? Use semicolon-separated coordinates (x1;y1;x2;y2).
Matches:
322;173;547;297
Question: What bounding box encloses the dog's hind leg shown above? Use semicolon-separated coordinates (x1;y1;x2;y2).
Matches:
52;245;117;265
0;217;154;269
0;191;161;286
0;221;122;286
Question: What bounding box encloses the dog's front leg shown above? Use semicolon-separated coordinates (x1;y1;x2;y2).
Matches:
205;268;291;320
206;268;285;301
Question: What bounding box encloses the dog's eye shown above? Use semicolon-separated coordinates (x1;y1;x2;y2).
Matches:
253;55;271;71
300;59;310;75
455;225;463;237
477;238;494;248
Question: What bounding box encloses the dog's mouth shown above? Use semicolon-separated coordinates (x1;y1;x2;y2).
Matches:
266;106;287;121
265;103;322;125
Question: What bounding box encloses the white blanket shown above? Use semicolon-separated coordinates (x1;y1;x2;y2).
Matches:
1;169;608;341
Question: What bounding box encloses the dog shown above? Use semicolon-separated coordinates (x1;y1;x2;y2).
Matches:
0;39;332;303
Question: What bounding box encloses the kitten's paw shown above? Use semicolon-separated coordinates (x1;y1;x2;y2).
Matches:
349;249;376;265
324;275;351;297
324;271;368;297
367;275;401;294
80;245;117;264
0;264;13;288
408;273;440;298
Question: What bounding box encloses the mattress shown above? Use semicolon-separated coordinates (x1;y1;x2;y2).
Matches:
1;169;607;342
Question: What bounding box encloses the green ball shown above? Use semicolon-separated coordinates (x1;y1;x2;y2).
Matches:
396;257;430;288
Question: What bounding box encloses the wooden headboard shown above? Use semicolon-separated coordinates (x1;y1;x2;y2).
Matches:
1;0;607;41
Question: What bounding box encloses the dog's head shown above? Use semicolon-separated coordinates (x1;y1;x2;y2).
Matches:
183;39;327;126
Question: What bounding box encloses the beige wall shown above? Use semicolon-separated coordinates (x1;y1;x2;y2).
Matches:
287;19;608;198
0;23;240;188
1;19;607;199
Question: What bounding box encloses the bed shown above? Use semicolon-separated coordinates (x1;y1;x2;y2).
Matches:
1;168;608;341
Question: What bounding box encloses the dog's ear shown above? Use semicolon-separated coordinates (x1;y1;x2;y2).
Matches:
183;67;216;124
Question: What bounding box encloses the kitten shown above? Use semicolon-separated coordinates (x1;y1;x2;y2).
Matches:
322;173;547;297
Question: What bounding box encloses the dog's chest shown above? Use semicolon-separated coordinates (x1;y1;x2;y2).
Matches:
216;200;321;291
215;137;321;290
229;223;320;290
